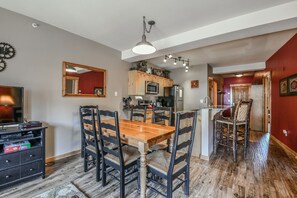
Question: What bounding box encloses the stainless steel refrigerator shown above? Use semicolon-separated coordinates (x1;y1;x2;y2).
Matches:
163;85;184;112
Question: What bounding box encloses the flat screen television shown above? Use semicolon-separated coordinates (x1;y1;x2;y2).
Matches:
0;85;24;126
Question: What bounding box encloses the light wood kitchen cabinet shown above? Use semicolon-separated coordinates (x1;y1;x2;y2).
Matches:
128;70;173;96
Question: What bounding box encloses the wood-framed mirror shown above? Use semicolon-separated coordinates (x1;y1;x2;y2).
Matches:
62;61;106;97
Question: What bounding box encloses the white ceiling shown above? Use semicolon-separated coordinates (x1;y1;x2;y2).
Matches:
1;0;297;71
147;29;297;69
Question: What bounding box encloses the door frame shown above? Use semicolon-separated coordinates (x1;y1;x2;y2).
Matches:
263;72;271;133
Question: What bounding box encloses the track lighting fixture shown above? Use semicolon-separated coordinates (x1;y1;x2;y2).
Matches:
163;54;190;72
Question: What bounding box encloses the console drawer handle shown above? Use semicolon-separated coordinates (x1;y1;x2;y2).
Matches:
29;154;34;158
29;168;33;171
5;160;9;163
5;175;10;179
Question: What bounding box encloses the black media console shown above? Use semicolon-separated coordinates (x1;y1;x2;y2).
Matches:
0;126;47;189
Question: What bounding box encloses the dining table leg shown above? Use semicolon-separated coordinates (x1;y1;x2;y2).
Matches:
138;142;148;198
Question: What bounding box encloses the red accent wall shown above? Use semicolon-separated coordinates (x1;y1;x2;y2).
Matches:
266;33;297;153
67;71;104;94
223;76;254;105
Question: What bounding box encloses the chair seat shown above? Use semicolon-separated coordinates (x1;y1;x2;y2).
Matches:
149;141;168;151
216;118;248;125
104;145;140;166
147;150;186;175
86;142;117;154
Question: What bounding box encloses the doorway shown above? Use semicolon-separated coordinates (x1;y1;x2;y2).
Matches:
263;72;271;133
230;84;251;105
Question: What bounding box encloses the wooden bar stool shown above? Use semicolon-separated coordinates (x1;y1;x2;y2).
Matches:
213;99;253;162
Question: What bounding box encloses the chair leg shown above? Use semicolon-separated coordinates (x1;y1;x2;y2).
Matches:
84;151;88;172
213;120;217;155
120;170;125;198
102;160;106;186
244;123;248;158
232;124;237;162
137;160;140;194
184;166;190;196
227;124;230;152
96;156;100;182
167;179;173;198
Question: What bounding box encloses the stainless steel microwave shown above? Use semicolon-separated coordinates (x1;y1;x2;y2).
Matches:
145;81;159;94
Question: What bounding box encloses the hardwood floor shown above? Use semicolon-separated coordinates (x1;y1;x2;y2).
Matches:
1;131;297;198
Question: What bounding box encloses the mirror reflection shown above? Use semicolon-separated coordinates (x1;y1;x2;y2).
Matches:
62;61;106;97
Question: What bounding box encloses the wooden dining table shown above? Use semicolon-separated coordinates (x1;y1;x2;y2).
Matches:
102;119;176;198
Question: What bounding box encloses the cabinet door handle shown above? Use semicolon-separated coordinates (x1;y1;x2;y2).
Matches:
5;159;9;163
29;154;34;157
5;175;10;179
29;168;33;171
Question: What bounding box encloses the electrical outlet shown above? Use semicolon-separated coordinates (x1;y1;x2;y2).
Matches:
114;91;118;96
283;129;288;136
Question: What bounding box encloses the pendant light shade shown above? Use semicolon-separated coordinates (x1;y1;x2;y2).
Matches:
132;16;156;55
132;35;156;54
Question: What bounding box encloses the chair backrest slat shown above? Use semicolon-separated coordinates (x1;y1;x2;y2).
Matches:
102;135;118;145
130;106;147;122
82;119;93;125
101;123;116;131
152;106;173;126
97;109;124;165
174;153;187;165
178;126;192;135
176;139;191;151
168;111;197;175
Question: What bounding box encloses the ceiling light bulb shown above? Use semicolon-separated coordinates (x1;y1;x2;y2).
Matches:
236;74;243;77
174;60;177;65
163;58;167;63
168;54;172;58
185;66;189;69
183;62;186;66
185;69;188;72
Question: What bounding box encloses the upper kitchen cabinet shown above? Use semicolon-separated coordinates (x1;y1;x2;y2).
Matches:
128;70;173;96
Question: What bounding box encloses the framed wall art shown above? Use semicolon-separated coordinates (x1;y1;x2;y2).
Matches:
279;78;288;96
288;74;297;95
94;87;104;96
191;80;199;88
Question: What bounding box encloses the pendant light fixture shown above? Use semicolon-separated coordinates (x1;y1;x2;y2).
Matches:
132;16;156;55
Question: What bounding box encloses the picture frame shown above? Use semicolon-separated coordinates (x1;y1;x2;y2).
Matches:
94;87;104;96
279;78;288;96
191;80;199;88
288;74;297;95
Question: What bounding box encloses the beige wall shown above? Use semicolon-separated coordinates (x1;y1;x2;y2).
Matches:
0;8;130;158
171;64;208;110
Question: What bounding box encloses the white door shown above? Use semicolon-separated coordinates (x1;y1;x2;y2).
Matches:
250;85;264;131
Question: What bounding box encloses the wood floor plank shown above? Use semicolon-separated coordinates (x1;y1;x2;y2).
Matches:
1;132;297;198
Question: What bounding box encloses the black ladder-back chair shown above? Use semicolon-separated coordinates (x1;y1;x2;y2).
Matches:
80;107;101;182
150;106;173;152
214;99;253;162
97;109;139;198
79;105;98;158
152;106;173;126
145;111;198;198
130;106;147;122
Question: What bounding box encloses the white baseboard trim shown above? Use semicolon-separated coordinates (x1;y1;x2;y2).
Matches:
46;149;80;163
200;153;212;161
270;135;297;159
